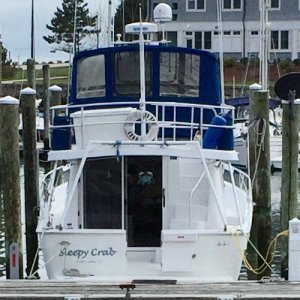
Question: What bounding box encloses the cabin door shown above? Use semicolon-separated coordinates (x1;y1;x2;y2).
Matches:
126;156;162;247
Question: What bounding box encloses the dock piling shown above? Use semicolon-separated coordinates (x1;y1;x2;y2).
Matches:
20;87;39;278
248;87;272;279
26;58;36;90
0;96;23;279
49;85;63;107
280;91;299;278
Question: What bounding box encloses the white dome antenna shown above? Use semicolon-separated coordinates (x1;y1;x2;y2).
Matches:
153;3;172;42
153;3;172;23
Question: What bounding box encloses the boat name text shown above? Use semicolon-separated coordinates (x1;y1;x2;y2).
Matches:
59;247;117;259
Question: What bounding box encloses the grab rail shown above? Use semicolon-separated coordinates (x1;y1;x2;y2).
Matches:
49;101;235;146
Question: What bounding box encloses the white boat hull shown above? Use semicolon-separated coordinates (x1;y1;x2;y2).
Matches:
39;229;248;282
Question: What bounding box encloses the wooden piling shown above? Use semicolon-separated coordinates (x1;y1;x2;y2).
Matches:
280;91;299;278
42;65;50;150
248;88;272;279
0;96;23;279
0;40;2;97
48;85;63;176
26;59;36;90
20;87;39;278
49;85;63;107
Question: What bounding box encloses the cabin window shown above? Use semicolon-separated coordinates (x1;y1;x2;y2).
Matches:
113;51;152;97
76;55;105;99
159;52;200;97
83;157;122;229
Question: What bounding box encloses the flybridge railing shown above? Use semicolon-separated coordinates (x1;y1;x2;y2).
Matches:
49;101;235;148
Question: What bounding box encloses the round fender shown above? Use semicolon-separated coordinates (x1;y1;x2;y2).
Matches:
124;110;159;141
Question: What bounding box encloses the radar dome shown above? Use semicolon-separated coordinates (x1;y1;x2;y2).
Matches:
153;3;172;23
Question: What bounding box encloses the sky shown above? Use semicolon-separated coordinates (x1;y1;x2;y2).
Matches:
0;0;121;64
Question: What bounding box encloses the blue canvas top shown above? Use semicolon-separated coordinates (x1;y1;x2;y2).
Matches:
69;44;222;107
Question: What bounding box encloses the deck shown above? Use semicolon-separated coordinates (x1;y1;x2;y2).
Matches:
1;280;300;299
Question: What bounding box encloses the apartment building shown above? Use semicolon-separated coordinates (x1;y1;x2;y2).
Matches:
148;0;300;61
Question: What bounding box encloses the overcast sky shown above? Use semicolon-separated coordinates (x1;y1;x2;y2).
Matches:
0;0;121;64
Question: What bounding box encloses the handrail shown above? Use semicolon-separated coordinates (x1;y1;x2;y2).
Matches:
49;100;235;145
228;162;244;229
39;164;70;228
189;171;206;228
221;162;252;230
194;142;228;228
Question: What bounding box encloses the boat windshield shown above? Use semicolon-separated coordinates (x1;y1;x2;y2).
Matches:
113;51;152;96
74;47;203;102
160;52;200;97
76;54;106;99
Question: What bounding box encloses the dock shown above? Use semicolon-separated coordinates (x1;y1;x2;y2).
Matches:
1;280;300;299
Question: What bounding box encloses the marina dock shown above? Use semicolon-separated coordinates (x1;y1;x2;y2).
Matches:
1;280;300;299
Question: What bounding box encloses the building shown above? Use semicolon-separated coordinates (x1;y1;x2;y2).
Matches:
148;0;300;61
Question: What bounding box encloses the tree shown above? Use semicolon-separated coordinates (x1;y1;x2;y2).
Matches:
1;44;12;66
43;0;97;53
114;0;147;40
1;44;17;78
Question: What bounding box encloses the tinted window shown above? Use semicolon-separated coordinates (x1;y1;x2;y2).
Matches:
84;157;122;229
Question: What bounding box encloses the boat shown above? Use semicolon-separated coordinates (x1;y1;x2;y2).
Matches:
18;99;45;152
37;4;253;282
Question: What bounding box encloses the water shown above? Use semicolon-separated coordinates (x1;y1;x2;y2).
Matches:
0;166;299;279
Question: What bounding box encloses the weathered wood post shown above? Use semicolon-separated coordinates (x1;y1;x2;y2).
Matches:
20;87;39;278
42;65;50;150
274;73;300;279
247;84;272;279
48;85;63;150
280;92;299;278
296;99;300;132
48;85;63;176
49;85;63;107
0;38;2;97
0;96;23;279
26;58;36;90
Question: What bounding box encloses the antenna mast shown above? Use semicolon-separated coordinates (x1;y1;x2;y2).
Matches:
216;0;225;104
260;0;269;90
138;3;146;138
73;0;78;55
31;0;35;60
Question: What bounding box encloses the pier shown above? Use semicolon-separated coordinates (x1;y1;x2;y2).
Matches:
0;280;300;299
